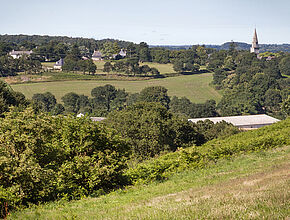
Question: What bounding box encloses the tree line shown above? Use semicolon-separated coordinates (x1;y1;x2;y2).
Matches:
207;43;290;119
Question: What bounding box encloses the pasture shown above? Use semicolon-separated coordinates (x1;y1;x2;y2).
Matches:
11;73;221;103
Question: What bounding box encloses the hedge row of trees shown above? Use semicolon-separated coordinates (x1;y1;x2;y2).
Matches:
30;84;220;119
103;58;160;76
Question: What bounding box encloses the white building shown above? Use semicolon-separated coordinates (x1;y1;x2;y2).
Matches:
189;114;280;130
9;50;33;59
54;58;64;70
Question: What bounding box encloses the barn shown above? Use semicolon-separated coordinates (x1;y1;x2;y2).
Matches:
188;114;280;130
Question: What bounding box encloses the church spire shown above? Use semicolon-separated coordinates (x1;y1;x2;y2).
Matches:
250;28;259;54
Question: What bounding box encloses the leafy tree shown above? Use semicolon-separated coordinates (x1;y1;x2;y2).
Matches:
91;84;128;112
0;42;12;56
61;92;81;113
170;96;218;118
213;68;227;87
138;86;170;109
279;56;290;76
193;120;240;143
51;103;65;115
103;62;113;72
264;89;282;113
105;102;199;160
32;92;57;112
0;81;27;115
85;59;97;74
264;59;282;79
138;42;151;62
281;96;290;116
173;60;184;72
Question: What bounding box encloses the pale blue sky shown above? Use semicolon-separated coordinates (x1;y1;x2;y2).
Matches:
1;0;289;45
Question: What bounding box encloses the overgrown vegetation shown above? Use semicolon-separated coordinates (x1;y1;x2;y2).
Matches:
0;109;130;218
5;121;290;219
125;117;289;184
0;107;288;217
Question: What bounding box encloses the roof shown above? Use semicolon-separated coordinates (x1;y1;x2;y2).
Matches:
9;50;33;55
90;117;106;122
92;50;102;58
252;28;259;48
54;58;64;66
119;49;126;57
188;114;280;126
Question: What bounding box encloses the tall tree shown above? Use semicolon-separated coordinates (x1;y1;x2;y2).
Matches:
138;86;170;109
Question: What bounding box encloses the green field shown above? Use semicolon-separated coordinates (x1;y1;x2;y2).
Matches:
11;73;220;103
142;62;176;75
9;146;290;219
93;60;177;75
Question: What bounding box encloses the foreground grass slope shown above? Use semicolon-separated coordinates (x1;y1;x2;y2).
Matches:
9;119;290;219
9;146;290;219
11;73;220;103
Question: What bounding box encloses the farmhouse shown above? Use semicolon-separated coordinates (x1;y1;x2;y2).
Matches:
54;58;64;70
119;49;126;57
92;50;103;61
188;114;280;130
9;50;33;59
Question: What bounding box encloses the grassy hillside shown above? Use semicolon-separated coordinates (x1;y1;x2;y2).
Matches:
11;73;220;103
8;119;290;219
9;146;289;219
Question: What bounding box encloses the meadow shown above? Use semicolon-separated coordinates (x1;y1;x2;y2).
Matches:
11;73;221;103
8;145;290;219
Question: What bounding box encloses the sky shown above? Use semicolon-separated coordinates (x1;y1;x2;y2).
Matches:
1;0;289;45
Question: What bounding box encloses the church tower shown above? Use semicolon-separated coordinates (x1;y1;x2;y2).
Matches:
250;28;259;54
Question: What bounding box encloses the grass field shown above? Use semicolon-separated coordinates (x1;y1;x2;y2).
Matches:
11;73;220;103
8;146;290;219
93;60;177;75
141;62;176;75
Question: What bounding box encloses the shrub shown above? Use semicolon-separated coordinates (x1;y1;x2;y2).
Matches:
0;108;130;217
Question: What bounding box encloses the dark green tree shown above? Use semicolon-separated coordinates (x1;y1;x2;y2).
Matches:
61;92;81;113
138;86;170;109
32;92;57;112
279;56;290;76
105;102;199;160
91;84;128;112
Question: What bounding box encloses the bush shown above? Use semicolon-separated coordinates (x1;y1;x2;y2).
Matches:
0;108;130;217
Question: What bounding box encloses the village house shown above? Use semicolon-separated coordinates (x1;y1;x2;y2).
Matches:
119;49;126;57
9;50;33;59
188;114;280;130
53;58;64;70
92;50;103;61
112;49;127;59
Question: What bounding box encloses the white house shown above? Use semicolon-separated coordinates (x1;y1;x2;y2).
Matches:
9;50;33;59
188;114;280;130
54;58;64;70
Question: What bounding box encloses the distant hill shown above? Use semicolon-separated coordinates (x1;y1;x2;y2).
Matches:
151;42;290;53
0;34;133;48
208;42;290;52
1;34;289;53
